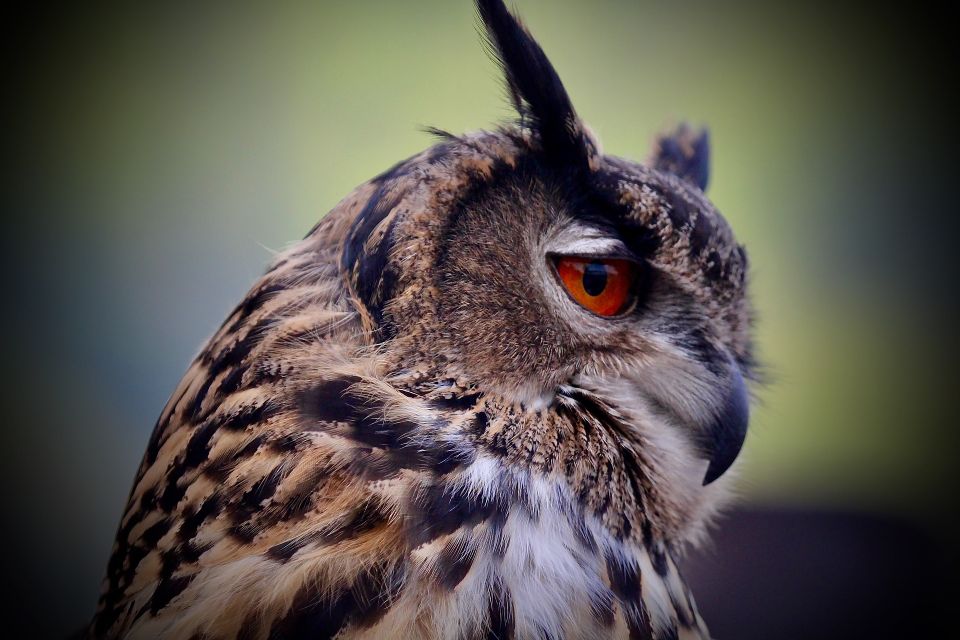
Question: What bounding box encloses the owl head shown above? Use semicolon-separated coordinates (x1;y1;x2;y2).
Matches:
319;0;752;538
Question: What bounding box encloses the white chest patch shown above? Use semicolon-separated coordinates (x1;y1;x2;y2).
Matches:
381;460;709;640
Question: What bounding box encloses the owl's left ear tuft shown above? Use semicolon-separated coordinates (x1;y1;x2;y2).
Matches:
476;0;594;169
649;123;711;191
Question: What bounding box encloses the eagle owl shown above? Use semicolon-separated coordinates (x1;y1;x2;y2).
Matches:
91;1;753;638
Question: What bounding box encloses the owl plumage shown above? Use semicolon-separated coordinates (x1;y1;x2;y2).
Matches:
90;1;754;638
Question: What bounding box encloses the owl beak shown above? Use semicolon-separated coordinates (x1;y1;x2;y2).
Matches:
700;365;750;485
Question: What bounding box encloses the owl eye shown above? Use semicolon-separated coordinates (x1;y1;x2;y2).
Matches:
554;256;638;317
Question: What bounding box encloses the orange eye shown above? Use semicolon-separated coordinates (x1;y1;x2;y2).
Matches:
554;256;637;317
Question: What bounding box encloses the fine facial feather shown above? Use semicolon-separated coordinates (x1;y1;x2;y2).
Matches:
91;1;753;638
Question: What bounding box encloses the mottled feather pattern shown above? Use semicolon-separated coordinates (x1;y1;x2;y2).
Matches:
93;133;715;639
91;1;754;638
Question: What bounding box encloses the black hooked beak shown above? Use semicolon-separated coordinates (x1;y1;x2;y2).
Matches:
700;365;750;485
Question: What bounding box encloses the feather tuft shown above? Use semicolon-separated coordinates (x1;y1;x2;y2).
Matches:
476;0;589;168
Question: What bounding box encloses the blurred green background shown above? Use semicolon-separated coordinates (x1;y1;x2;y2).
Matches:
3;0;957;637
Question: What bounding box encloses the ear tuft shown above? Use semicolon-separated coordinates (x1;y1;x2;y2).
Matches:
476;0;591;168
649;123;711;191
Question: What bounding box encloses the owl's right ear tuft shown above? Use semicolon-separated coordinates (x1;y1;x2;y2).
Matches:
649;123;711;191
476;0;593;169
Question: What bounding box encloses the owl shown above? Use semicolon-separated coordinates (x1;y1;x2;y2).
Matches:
90;1;753;638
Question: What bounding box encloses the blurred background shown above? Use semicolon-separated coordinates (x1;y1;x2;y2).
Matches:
3;0;958;637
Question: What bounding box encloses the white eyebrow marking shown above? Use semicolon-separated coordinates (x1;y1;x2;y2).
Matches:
556;235;629;256
545;222;632;258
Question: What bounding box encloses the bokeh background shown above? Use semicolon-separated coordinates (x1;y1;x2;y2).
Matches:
4;0;958;637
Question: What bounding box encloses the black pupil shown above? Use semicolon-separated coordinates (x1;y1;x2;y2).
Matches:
582;261;608;296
